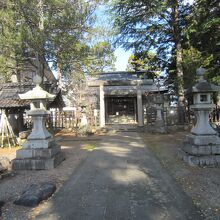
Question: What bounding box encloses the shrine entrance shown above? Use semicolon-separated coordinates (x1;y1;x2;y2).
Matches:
105;96;137;124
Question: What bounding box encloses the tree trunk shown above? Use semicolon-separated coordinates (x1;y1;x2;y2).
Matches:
37;0;45;81
172;0;185;124
36;52;44;82
176;42;185;124
38;0;44;31
57;61;64;89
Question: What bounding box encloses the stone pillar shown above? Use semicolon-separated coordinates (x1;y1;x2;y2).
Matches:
155;103;167;133
156;105;163;122
100;84;105;127
137;89;144;127
23;113;52;148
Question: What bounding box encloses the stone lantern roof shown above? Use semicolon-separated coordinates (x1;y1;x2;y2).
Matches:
192;67;219;93
19;75;55;101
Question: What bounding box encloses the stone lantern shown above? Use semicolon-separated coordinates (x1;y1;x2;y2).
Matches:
180;67;220;166
12;75;64;170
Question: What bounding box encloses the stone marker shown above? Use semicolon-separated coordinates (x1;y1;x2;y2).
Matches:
146;93;167;133
14;182;56;207
179;68;220;166
12;75;64;170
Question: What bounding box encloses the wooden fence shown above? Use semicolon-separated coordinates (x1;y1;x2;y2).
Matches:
23;107;220;130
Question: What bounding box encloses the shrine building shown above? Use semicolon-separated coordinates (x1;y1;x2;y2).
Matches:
87;71;168;127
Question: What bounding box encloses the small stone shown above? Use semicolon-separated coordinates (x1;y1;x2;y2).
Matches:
0;157;11;172
14;182;56;207
19;131;31;139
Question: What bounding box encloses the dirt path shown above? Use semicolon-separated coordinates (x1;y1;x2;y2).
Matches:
35;132;202;220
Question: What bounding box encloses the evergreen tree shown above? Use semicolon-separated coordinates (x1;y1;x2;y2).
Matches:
0;0;99;80
0;0;23;81
111;0;191;123
186;0;220;84
126;51;162;78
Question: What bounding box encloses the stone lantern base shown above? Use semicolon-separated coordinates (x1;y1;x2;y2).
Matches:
12;140;65;170
179;134;220;167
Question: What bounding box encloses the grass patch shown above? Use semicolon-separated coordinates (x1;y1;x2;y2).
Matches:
81;143;97;152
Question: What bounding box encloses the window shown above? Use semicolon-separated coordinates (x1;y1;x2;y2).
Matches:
200;94;207;102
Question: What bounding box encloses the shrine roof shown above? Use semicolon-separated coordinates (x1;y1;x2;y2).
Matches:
0;82;65;109
98;72;139;81
92;71;154;79
87;71;168;93
88;71;155;87
0;99;30;109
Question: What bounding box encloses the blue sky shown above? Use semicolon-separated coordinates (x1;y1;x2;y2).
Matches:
95;5;132;71
114;48;131;71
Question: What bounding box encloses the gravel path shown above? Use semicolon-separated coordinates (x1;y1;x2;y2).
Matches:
35;132;202;220
0;136;94;220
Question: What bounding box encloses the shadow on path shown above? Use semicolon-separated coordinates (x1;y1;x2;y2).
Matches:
36;132;203;220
